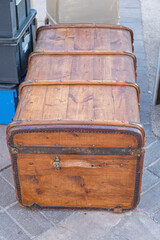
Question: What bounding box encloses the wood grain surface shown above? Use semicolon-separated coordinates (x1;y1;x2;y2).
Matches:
17;153;138;208
35;24;133;52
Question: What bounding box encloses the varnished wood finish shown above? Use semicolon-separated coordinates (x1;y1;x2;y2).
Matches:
8;123;144;211
15;84;140;122
17;154;138;208
27;51;137;75
7;24;145;212
35;24;134;52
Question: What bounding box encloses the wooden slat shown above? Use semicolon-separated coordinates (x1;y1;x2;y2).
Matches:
26;54;136;82
16;85;140;123
35;25;133;52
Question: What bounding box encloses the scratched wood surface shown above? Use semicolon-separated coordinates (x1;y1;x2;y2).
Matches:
26;54;137;82
35;24;133;52
15;52;138;122
15;84;139;123
13;130;138;148
8;25;145;211
17;154;138;208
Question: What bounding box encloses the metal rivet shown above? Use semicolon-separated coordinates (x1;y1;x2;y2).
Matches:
91;164;95;167
93;144;95;147
120;164;123;167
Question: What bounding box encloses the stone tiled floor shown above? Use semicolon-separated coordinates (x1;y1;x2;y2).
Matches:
0;0;160;239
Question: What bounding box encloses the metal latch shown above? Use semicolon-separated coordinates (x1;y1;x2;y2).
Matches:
51;156;60;170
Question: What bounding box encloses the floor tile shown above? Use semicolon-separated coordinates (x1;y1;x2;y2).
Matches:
7;204;53;237
0;210;30;240
0;176;16;208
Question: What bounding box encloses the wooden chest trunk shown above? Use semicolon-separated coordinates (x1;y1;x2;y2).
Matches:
7;24;145;213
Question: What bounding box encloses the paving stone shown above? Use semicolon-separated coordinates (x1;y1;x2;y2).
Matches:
141;169;159;193
143;124;153;139
120;8;141;18
140;101;151;113
134;40;145;49
148;159;160;178
0;176;16;208
134;34;144;41
34;212;124;240
144;140;160;167
98;211;160;240
40;210;74;225
140;112;150;125
141;93;151;107
133;28;144;37
138;182;160;215
137;71;149;92
153;210;160;224
137;71;148;81
0;210;30;240
137;71;148;80
1;166;14;187
137;57;147;67
137;66;148;77
120;0;140;9
0;125;11;170
134;45;145;54
136;52;146;60
138;83;149;94
138;81;149;93
145;136;157;148
120;17;142;24
119;21;142;30
0;206;3;213
137;62;147;70
7;203;53;238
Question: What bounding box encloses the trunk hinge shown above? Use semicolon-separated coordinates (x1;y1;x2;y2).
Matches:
51;156;61;170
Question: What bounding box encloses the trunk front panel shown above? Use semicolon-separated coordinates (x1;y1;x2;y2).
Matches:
17;153;138;209
8;124;144;210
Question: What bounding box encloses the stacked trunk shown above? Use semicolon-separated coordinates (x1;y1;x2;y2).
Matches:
7;24;145;213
